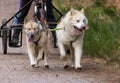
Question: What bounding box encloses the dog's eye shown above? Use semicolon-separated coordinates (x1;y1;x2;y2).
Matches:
76;20;80;22
33;28;36;30
83;19;86;23
28;28;31;30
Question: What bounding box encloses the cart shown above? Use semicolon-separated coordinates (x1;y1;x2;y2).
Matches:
0;0;63;54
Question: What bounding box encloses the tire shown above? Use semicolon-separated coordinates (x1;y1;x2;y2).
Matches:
2;19;8;54
0;29;1;37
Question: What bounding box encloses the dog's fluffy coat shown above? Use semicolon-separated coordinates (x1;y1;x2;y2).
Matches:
56;8;89;69
24;20;49;68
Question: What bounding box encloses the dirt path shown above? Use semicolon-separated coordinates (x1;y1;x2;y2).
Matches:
0;0;120;83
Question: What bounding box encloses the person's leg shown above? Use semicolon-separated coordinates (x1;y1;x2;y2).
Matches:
11;0;32;45
46;0;57;47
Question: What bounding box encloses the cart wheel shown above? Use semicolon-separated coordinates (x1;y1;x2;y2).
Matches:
0;29;1;37
2;19;8;54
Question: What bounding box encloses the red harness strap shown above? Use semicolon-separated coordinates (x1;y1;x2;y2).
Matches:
33;36;41;46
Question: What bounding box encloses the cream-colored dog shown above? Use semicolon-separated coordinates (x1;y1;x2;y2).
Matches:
24;19;49;68
56;8;89;69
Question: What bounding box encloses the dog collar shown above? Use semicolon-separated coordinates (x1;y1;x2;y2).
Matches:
33;36;41;46
70;35;79;45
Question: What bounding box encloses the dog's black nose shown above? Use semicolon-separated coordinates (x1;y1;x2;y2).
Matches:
31;34;34;38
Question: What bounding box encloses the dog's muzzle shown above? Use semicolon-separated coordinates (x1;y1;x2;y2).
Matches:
74;25;89;34
82;25;89;30
27;32;35;42
27;30;40;42
28;34;34;42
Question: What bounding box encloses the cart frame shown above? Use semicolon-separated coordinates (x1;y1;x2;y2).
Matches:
0;0;63;54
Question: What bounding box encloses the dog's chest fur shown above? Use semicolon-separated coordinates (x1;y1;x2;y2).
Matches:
27;32;47;48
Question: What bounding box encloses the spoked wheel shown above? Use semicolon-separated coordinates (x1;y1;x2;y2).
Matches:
2;19;8;54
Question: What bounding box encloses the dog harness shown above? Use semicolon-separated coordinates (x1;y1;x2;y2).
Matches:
33;36;41;46
32;30;41;46
71;36;79;43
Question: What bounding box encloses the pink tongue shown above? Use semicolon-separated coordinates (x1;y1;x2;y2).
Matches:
75;28;81;34
28;37;34;42
84;25;89;30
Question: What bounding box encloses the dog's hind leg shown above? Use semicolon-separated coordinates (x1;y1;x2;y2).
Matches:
37;47;49;68
37;48;44;64
69;47;75;68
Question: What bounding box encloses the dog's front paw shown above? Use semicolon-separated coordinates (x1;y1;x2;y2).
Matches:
75;67;82;70
64;65;69;69
31;64;39;68
75;65;82;70
45;65;49;69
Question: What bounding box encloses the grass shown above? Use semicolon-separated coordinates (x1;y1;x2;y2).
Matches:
54;0;120;64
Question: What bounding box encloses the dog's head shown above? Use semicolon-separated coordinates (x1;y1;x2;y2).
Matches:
64;8;89;35
24;19;42;42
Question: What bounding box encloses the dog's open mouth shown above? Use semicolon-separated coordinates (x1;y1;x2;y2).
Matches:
74;25;89;34
28;37;34;42
74;26;82;34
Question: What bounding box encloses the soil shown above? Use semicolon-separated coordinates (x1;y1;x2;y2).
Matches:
0;0;120;83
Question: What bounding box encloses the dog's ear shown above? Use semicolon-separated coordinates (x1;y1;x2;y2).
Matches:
24;18;28;24
80;8;84;14
65;8;76;17
70;8;76;15
33;17;38;23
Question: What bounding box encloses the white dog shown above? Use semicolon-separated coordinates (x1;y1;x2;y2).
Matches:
56;8;89;69
24;19;49;68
